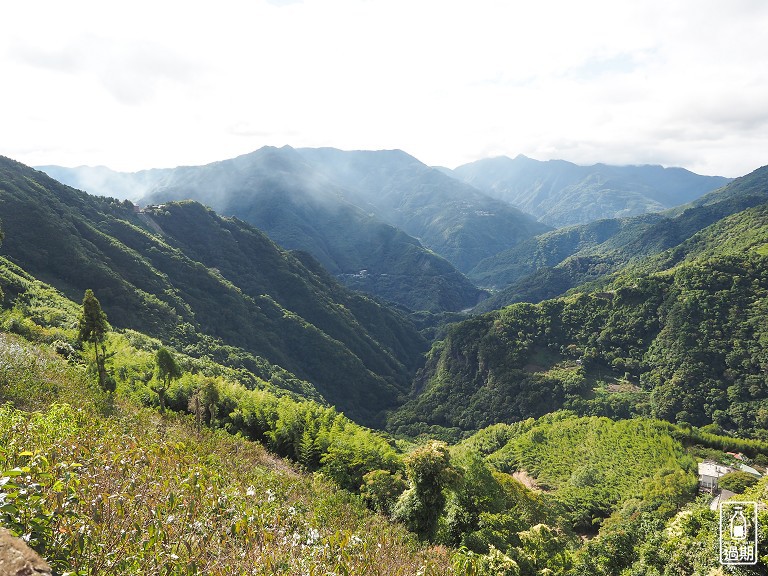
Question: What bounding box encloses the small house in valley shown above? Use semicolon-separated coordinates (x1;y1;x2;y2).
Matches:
698;461;733;493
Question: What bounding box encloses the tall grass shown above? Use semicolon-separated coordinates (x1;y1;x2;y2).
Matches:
0;335;453;575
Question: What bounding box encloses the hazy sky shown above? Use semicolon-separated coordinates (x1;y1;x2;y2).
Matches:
2;0;768;176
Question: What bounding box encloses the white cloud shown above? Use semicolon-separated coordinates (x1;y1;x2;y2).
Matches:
1;0;767;176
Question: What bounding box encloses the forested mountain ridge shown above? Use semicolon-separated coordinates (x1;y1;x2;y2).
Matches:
39;149;484;313
0;155;427;425
390;195;768;439
472;163;768;309
38;146;549;311
449;154;730;227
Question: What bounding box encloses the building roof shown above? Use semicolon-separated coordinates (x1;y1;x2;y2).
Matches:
737;463;763;477
698;461;732;478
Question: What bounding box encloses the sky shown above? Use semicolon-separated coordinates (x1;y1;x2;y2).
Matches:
2;0;768;177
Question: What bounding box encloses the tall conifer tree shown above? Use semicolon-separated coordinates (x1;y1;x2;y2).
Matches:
78;289;110;389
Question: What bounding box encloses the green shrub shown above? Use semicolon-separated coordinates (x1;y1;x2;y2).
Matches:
718;470;759;493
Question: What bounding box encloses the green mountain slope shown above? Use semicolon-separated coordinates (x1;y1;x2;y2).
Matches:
450;154;730;227
0;155;426;425
390;206;768;438
468;216;640;289
39;148;488;313
636;202;768;271
472;164;768;309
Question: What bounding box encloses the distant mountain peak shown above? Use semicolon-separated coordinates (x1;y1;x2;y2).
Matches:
452;156;731;228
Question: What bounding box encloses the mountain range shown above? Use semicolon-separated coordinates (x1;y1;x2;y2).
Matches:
38;148;731;314
7;149;768;574
470;163;768;309
447;154;730;227
41;147;550;313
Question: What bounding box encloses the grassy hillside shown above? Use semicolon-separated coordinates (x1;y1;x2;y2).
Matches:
0;156;427;426
0;326;713;574
0;335;450;575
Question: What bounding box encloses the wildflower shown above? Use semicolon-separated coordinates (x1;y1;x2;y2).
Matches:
306;527;320;545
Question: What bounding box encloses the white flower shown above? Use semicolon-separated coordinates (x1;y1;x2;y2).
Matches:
306;527;320;545
246;486;256;497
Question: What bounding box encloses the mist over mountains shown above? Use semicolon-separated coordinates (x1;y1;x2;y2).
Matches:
38;146;730;314
42;148;486;313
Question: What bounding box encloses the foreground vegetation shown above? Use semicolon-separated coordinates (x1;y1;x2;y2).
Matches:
3;310;765;574
0;335;448;575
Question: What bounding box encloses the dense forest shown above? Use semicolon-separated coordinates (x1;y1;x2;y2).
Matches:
391;200;768;441
3;253;767;574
